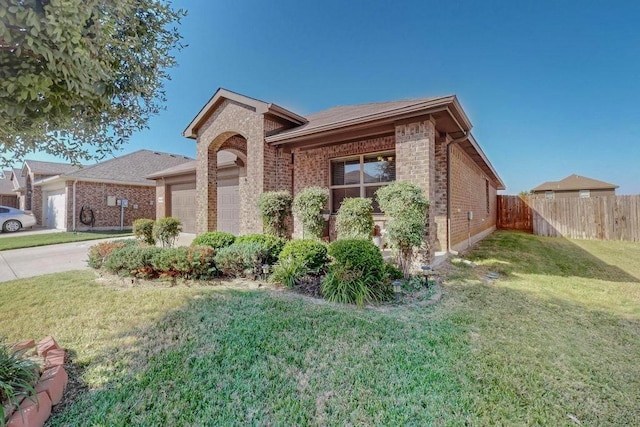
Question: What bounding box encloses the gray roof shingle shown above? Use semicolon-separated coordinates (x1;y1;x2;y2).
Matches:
24;160;82;176
532;174;618;192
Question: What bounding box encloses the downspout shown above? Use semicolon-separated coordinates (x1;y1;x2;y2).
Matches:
72;180;78;231
446;133;469;253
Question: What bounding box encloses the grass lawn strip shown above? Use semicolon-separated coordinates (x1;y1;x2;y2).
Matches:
0;231;638;424
0;231;132;251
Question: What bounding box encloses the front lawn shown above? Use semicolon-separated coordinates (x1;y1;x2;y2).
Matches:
1;231;638;425
0;231;132;251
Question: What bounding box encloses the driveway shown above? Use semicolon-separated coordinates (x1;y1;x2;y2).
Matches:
0;233;196;283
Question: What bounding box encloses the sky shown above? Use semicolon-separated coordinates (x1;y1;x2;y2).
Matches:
24;0;640;194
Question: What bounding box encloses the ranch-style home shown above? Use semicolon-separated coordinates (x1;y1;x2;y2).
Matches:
150;88;505;260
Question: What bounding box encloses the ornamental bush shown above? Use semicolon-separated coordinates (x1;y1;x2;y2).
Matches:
335;197;374;240
328;239;385;281
235;234;286;265
151;245;216;279
87;239;137;269
292;187;328;239
192;231;236;250
257;191;292;237
132;218;156;245
376;182;429;278
152;217;182;248
269;256;309;288
103;244;163;278
214;242;265;278
278;239;329;272
0;339;40;423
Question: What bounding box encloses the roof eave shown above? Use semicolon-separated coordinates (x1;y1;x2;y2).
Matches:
466;134;506;190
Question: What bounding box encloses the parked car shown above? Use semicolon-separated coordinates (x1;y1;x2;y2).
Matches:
0;206;36;232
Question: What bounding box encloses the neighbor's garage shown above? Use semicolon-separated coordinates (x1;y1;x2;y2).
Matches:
169;182;197;233
44;189;66;230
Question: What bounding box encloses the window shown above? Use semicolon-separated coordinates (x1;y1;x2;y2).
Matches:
545;191;554;199
330;152;395;213
579;189;590;198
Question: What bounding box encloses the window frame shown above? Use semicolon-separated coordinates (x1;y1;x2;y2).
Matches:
579;189;590;198
329;151;396;214
545;191;554;199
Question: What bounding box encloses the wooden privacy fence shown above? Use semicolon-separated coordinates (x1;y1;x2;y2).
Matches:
497;195;640;242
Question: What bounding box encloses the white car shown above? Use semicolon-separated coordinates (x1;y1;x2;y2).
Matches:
0;206;37;232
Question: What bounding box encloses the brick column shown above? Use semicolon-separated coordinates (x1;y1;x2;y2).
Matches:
395;117;436;262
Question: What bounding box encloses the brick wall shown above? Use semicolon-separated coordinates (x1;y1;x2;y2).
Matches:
31;174;44;224
449;143;497;250
0;195;18;208
69;181;156;230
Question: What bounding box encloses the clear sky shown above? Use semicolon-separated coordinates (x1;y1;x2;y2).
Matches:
25;0;640;194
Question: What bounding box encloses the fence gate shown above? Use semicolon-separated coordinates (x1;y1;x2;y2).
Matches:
497;195;533;232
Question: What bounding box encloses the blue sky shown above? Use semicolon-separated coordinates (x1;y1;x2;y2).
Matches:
28;0;640;194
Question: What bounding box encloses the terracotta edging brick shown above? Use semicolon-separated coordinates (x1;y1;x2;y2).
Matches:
5;337;68;427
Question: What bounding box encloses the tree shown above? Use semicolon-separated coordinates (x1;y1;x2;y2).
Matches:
0;0;186;165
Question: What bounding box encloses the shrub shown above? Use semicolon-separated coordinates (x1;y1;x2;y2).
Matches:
153;217;182;248
87;239;137;269
132;218;156;245
269;256;309;288
151;245;216;279
235;234;286;265
335;197;374;240
192;231;236;250
214;242;265;278
257;191;292;238
278;239;329;272
376;182;429;278
293;187;328;239
103;244;163;277
0;340;39;424
383;261;404;280
323;239;393;305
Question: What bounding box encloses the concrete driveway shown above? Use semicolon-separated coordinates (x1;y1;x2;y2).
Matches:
0;233;196;283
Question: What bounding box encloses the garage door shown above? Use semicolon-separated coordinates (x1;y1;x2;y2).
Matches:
217;177;239;235
45;190;66;230
170;183;196;233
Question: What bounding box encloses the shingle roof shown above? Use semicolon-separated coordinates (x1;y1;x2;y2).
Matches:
532;174;618;192
269;96;452;141
62;150;193;185
146;151;237;179
10;168;25;190
23;160;82;176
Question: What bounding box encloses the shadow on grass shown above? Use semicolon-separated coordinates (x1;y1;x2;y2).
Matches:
467;231;639;283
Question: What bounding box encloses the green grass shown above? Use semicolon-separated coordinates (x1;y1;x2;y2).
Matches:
0;231;132;251
0;231;638;425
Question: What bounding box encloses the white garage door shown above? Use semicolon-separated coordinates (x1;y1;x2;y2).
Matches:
171;183;197;233
45;190;66;230
217;177;239;235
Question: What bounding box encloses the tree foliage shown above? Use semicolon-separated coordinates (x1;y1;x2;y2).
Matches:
257;190;292;238
376;182;429;278
335;197;374;240
0;0;186;165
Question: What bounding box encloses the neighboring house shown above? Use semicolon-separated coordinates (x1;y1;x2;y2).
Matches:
19;160;83;223
531;174;618;199
0;170;18;207
152;88;505;259
33;150;192;231
9;168;26;209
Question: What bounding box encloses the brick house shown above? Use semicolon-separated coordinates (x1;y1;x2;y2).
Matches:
531;174;618;199
0;170;18;208
33;150;192;230
154;88;504;258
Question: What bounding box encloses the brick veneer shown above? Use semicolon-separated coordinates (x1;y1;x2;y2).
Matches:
67;181;156;230
449;143;497;249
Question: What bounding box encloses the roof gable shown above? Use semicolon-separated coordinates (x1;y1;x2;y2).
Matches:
23;160;82;176
532;174;618;192
183;88;307;139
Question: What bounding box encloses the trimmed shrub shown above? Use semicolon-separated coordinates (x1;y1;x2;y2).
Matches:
87;239;137;269
151;245;216;279
257;190;292;237
323;239;392;305
214;242;265;278
103;244;163;277
278;239;329;272
235;234;286;265
269;256;309;288
376;182;429;278
335;197;374;240
153;217;182;248
192;231;236;250
293;187;328;239
132;218;156;245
